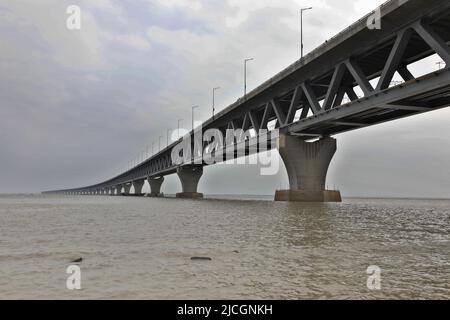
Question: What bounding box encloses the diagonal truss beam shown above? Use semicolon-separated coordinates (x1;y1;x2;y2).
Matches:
241;113;250;132
300;100;310;119
248;110;260;132
333;87;347;107
377;29;413;91
346;87;359;101
345;59;374;96
414;21;450;65
286;86;303;124
301;82;321;114
260;102;271;129
323;64;346;110
270;99;287;126
398;65;415;82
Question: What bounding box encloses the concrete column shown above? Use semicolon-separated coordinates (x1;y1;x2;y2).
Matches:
123;184;132;196
148;176;164;197
275;134;342;202
133;179;146;196
115;185;122;195
176;165;203;199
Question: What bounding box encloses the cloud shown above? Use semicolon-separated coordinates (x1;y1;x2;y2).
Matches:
152;0;202;11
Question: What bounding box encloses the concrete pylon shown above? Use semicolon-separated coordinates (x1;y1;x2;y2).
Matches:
275;134;342;202
133;179;146;196
115;185;122;196
176;165;203;199
148;176;164;197
123;184;132;196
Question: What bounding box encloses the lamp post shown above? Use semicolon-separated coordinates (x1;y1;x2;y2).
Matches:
192;106;199;132
212;87;220;119
178;119;183;140
167;129;171;147
301;7;313;59
244;58;254;99
159;136;163;152
152;141;155;156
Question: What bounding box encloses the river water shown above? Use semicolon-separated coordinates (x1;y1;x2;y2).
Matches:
0;194;449;299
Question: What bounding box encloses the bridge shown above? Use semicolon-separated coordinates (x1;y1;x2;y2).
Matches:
44;0;450;202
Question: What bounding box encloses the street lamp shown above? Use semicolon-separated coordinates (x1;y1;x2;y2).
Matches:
244;58;254;99
212;87;220;119
167;129;171;147
178;119;183;140
159;136;163;151
152;141;155;156
192;105;199;132
301;7;313;59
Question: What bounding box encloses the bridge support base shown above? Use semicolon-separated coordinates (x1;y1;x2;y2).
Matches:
176;165;203;199
123;184;131;196
148;177;165;198
176;192;204;199
275;190;342;202
275;134;341;203
133;179;146;196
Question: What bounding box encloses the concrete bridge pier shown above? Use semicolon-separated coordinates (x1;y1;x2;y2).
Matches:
115;185;122;196
148;176;164;197
133;179;146;196
176;165;203;199
275;134;342;202
123;184;132;196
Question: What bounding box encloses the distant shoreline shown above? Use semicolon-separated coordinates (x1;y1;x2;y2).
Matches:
1;193;450;201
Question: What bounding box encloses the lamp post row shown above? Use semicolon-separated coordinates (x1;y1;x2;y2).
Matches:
129;7;312;170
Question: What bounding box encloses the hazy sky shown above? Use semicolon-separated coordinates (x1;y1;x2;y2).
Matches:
1;0;449;198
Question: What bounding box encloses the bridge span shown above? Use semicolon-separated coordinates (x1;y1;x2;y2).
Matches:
44;0;450;202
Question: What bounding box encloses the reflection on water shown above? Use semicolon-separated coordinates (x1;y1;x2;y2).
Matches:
0;195;449;299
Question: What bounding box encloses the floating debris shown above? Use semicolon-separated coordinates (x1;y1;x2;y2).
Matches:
190;257;212;261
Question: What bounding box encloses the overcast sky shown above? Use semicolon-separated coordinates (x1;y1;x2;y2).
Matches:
1;0;450;198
